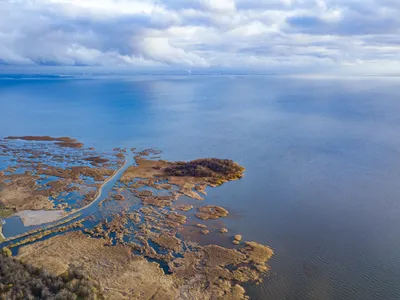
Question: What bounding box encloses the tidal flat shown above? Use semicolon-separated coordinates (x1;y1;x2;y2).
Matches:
0;136;273;299
0;136;123;217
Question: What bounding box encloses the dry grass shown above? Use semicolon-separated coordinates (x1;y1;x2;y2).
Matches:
18;231;179;300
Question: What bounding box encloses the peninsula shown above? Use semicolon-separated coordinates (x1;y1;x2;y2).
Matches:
0;136;273;300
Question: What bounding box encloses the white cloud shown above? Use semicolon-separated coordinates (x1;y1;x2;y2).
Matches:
0;0;399;74
139;37;209;67
200;0;236;12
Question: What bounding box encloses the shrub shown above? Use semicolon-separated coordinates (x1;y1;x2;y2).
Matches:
0;253;102;299
1;247;11;258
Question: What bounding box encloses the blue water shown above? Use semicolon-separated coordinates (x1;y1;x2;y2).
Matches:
1;75;400;300
1;154;133;238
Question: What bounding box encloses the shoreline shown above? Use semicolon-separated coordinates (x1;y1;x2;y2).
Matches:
1;143;274;299
1;156;128;241
53;156;128;221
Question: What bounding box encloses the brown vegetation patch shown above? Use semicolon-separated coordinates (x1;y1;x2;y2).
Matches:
177;205;193;212
151;233;182;252
241;241;274;266
165;158;245;184
203;245;247;267
234;235;242;241
18;232;179;300
0;174;55;211
0;136;120;213
166;212;187;225
135;148;162;156
120;157;167;182
114;194;125;201
17;227;273;300
145;195;178;207
120;156;245;209
6;136;83;148
83;156;109;165
39;165;113;181
196;205;229;220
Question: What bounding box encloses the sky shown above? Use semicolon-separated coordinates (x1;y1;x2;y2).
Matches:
1;0;400;74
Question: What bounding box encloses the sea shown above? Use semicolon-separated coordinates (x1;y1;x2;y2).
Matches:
1;74;400;300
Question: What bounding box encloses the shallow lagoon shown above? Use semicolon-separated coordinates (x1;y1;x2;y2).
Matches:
1;75;400;299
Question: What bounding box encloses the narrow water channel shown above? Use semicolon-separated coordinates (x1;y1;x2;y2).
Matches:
2;155;134;239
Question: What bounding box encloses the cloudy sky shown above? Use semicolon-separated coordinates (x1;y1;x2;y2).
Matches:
1;0;400;74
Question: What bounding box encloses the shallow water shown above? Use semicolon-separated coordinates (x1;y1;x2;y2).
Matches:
1;75;400;299
2;154;133;237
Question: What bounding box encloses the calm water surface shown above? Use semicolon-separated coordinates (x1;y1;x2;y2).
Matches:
1;75;400;300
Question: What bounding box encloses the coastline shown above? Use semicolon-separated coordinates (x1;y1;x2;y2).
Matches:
52;156;128;221
1;156;128;241
2;144;275;299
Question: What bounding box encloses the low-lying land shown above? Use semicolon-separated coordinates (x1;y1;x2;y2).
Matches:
0;136;124;226
18;230;273;300
0;138;274;300
0;246;103;299
18;231;178;300
120;153;245;207
5;135;84;148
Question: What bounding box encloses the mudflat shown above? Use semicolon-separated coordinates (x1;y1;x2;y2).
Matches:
15;210;64;226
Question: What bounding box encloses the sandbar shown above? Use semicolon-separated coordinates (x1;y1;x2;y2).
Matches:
16;210;64;226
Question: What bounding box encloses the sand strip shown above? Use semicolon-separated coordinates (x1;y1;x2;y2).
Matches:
16;210;64;226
